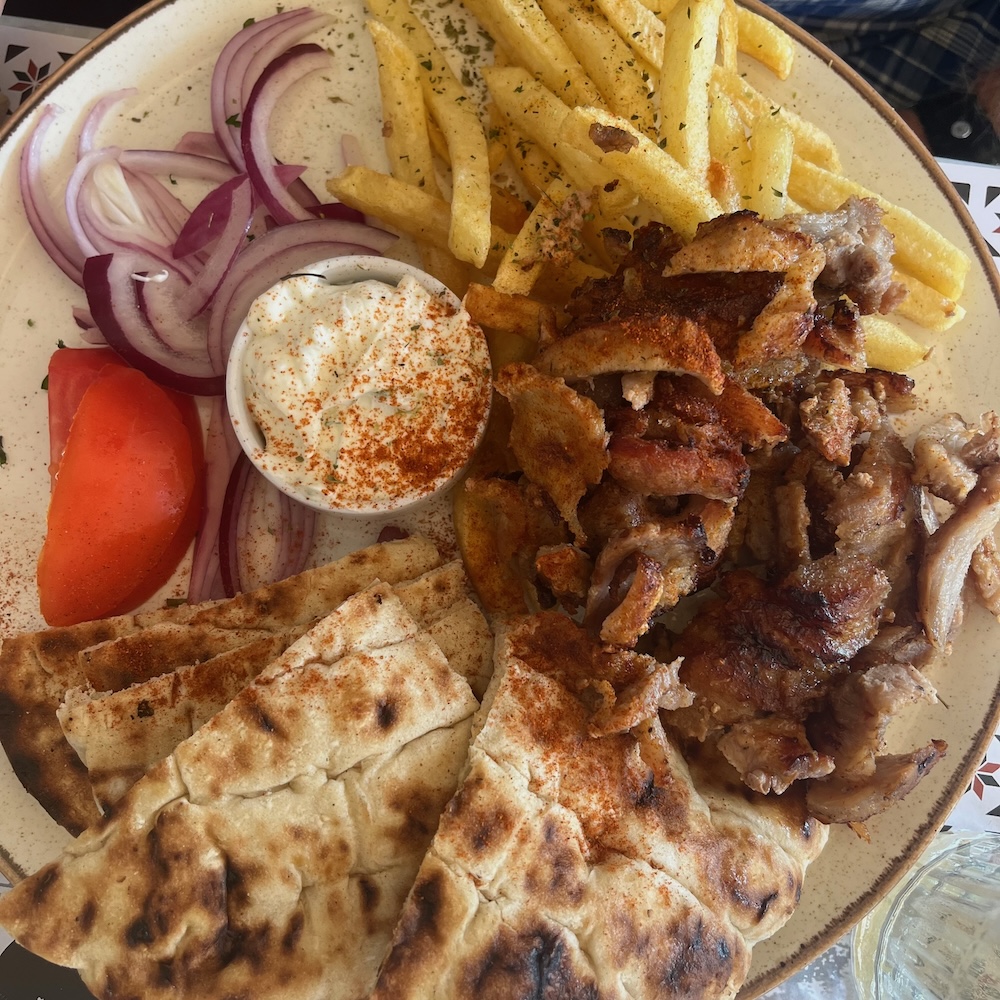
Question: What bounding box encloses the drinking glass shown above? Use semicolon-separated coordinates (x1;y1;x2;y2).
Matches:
851;831;1000;999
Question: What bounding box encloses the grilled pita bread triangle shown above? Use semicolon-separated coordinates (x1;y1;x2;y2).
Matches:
369;612;828;1000
56;561;493;815
0;581;481;1000
0;535;441;833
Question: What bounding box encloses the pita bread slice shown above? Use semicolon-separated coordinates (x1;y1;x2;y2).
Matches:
0;535;441;834
57;562;493;813
370;612;828;1000
0;581;481;1000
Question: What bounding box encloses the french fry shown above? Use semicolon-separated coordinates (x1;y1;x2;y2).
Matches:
736;6;795;80
707;84;751;211
464;281;554;341
592;0;664;68
327;166;509;269
368;21;439;193
537;0;655;136
718;0;739;72
460;0;603;107
862;314;930;371
657;0;724;183
788;156;971;302
559;105;722;239
892;271;967;332
713;66;842;172
495;177;583;295
366;0;492;267
747;109;793;217
484;65;572;148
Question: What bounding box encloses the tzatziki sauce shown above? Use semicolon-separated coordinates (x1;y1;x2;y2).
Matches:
241;272;491;512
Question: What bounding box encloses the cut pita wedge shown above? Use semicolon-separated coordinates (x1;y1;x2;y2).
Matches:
0;581;481;1000
370;612;828;1000
57;561;494;814
0;535;441;834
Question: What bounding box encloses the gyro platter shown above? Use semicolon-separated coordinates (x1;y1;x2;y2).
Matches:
0;0;999;997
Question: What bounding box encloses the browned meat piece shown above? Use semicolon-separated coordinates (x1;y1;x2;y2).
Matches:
586;502;733;646
608;433;749;500
803;299;866;371
537;312;726;393
663;211;827;382
799;377;857;466
495;362;609;544
775;196;905;315
807;661;937;782
455;476;568;615
806;741;946;824
674;559;888;727
914;411;1000;504
535;543;593;608
774;481;812;573
919;462;1000;647
577;481;665;552
972;531;1000;618
716;718;835;794
588;655;694;736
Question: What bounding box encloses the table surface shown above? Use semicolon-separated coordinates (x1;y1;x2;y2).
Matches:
1;6;999;1000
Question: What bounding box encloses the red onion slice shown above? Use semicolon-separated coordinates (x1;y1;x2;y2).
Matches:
218;453;317;596
241;44;332;226
119;149;239;186
84;253;223;395
210;7;318;168
20;105;86;285
77;89;137;156
174;131;228;160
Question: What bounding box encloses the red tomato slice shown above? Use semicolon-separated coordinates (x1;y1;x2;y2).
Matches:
38;366;201;626
46;347;129;480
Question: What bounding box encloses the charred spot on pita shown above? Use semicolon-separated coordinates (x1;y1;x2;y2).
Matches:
357;875;381;914
77;897;97;933
282;909;305;952
124;914;154;948
136;699;154;719
31;864;60;903
375;697;398;729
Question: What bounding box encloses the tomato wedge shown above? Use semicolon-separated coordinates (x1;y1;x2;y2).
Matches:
38;365;202;626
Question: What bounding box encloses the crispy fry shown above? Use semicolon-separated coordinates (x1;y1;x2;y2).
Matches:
713;66;842;172
461;0;603;107
892;271;967;332
657;0;724;183
559;105;722;239
718;0;739;72
747;110;793;218
736;6;795;79
464;281;554;341
592;0;665;67
788;156;971;301
862;314;930;371
538;0;655;136
707;84;751;212
366;0;492;267
495;177;586;295
368;21;439;194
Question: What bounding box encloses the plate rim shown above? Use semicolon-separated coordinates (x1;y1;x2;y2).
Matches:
1;1;999;997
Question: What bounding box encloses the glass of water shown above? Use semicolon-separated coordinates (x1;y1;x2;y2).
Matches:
851;831;1000;999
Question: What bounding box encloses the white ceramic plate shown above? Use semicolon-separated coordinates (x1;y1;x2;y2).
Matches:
0;0;998;995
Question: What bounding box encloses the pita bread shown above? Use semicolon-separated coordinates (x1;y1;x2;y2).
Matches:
369;612;828;1000
0;535;441;834
0;581;480;1000
57;561;493;813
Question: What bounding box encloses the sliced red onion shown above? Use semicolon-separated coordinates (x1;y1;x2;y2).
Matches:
20;105;86;285
210;7;319;168
241;44;331;226
174;130;227;159
174;176;254;320
309;201;366;223
77;89;137;156
173;172;249;259
188;397;239;603
218;453;317;596
119;149;238;186
84;253;223;394
204;217;396;370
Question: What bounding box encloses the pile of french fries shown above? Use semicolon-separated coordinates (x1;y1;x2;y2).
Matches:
326;0;972;373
